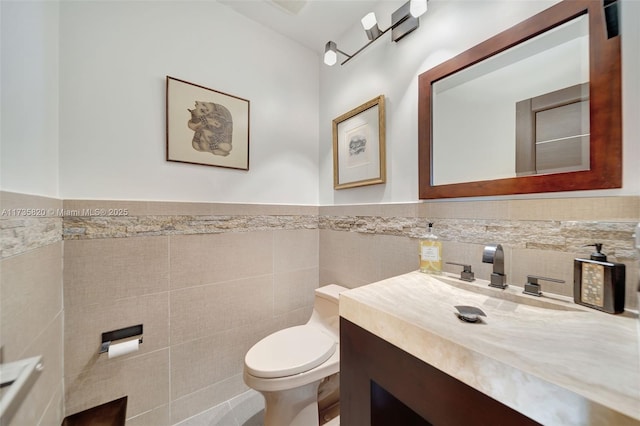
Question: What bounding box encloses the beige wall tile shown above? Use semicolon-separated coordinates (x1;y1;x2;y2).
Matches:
9;313;64;426
376;234;418;280
18;194;634;426
63;200;319;217
37;385;65;426
509;196;640;221
209;204;319;216
170;325;269;400
63;236;169;308
273;229;318;274
510;248;577;297
144;201;212;216
319;230;381;288
274;268;319;316
169;232;273;289
319;204;382;217
319;267;373;289
0;191;62;212
419;199;511;220
378;203;420;218
62;200;150;217
227;390;264;426
173;401;233;426
170;275;273;345
0;242;63;360
271;305;314;330
325;203;418;218
64;292;169;377
126;404;170;426
170;374;248;424
65;349;170;419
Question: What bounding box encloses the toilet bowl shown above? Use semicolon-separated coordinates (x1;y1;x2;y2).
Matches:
243;284;348;426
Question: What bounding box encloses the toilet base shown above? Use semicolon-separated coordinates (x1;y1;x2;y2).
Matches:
261;380;321;426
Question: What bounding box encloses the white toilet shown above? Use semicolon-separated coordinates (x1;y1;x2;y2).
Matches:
243;284;348;426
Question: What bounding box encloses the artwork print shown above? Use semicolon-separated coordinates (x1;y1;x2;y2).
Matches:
166;76;250;170
346;124;371;168
332;95;386;189
188;101;233;156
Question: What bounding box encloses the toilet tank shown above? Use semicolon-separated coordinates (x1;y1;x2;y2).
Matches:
308;284;349;336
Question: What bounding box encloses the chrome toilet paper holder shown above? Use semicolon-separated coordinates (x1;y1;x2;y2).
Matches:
99;324;143;354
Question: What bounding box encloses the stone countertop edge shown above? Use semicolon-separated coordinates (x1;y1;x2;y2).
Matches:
338;271;640;426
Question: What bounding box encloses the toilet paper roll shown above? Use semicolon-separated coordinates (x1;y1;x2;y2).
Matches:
108;339;139;359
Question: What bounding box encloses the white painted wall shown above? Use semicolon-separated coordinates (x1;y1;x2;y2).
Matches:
1;1;60;197
319;0;640;204
58;1;320;204
3;0;638;205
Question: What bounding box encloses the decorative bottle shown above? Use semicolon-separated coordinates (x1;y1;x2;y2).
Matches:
419;222;442;274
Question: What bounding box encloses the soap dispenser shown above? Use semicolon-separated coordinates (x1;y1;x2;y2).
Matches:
419;222;442;275
573;243;625;314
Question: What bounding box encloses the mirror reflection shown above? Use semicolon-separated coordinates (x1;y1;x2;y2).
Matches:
431;14;589;186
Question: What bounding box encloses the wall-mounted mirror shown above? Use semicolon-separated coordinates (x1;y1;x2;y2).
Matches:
418;0;621;199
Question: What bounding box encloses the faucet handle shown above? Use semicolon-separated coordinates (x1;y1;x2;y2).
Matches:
446;262;475;282
523;275;565;297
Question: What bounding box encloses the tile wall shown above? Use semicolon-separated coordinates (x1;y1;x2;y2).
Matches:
1;192;638;426
61;200;319;424
0;192;65;426
320;196;640;309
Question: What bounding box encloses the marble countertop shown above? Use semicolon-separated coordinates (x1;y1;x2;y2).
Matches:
339;271;640;425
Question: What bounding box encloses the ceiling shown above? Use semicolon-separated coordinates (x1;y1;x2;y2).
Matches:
217;0;382;55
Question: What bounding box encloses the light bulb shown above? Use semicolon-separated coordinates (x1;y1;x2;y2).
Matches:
324;50;337;66
361;12;377;30
324;42;338;66
410;0;427;18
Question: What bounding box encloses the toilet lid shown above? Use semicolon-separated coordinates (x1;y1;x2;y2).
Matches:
245;325;336;379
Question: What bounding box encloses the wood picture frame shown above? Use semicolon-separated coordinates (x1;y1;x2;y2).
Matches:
332;95;386;190
166;76;250;170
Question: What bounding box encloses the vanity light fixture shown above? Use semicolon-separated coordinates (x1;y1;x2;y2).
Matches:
324;0;428;66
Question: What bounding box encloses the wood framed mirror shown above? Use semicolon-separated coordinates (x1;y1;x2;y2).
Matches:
418;0;621;199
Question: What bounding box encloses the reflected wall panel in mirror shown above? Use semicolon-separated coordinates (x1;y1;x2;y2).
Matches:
418;0;621;199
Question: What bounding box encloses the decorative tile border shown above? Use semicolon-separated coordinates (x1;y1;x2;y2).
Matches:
63;215;319;240
319;216;639;260
59;213;638;260
3;192;636;261
1;192;63;258
0;217;62;259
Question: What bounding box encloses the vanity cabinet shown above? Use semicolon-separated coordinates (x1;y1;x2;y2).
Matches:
340;318;539;425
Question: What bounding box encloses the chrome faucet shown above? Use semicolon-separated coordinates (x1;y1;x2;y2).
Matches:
482;244;507;289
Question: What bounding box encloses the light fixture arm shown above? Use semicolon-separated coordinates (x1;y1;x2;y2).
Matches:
336;47;354;62
339;26;392;65
326;0;427;66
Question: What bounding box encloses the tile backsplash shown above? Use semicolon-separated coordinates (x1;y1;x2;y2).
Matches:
320;197;639;309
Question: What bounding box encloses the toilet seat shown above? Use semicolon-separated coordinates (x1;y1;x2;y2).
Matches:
245;325;336;379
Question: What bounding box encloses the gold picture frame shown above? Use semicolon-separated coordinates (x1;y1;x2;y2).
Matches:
166;76;250;170
332;95;386;189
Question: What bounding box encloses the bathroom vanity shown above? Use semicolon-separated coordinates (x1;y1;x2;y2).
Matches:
339;272;640;425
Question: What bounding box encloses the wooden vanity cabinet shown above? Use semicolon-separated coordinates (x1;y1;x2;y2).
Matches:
340;318;540;425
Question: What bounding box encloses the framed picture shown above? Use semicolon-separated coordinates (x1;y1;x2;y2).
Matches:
332;95;386;189
166;76;250;170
